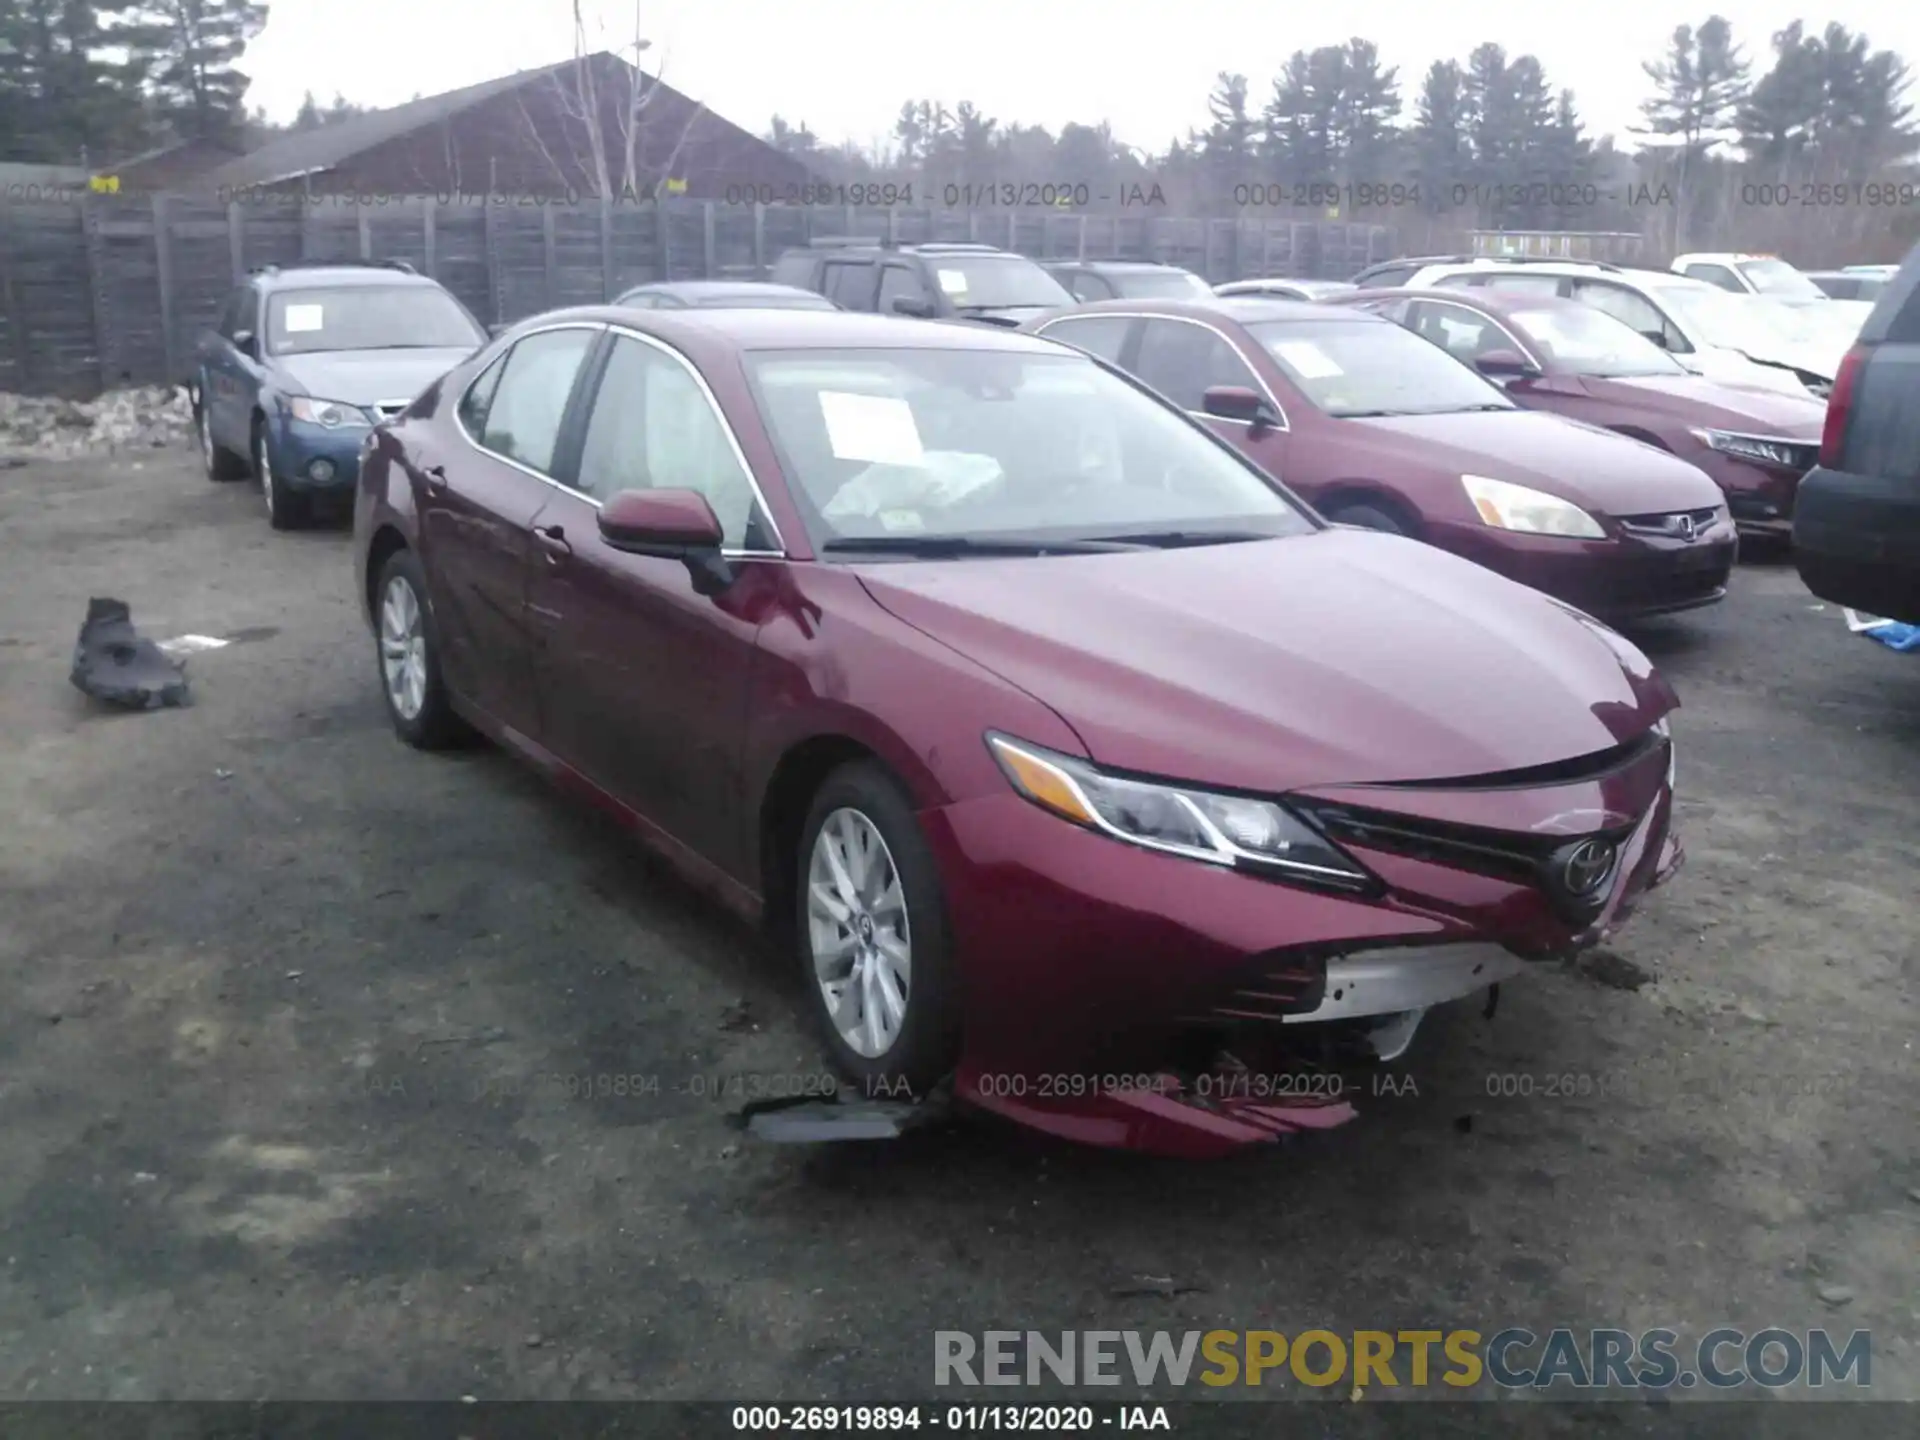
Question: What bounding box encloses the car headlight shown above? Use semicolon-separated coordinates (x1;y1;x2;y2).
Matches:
1461;474;1605;539
986;733;1373;890
286;396;371;427
1686;428;1815;470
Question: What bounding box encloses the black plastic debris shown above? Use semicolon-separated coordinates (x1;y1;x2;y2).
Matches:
69;597;190;710
736;1089;952;1143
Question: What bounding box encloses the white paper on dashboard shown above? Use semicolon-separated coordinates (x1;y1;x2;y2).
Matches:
936;269;969;295
282;304;325;333
1272;340;1342;378
818;391;925;465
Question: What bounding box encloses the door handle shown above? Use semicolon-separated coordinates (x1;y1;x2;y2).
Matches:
422;464;448;491
532;523;571;560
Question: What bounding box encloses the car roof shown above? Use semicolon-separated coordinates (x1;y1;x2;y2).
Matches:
507;304;1070;353
1041;296;1379;326
1054;260;1194;273
1674;252;1772;264
1419;261;1708;292
255;265;442;291
621;280;825;301
1340;284;1598;320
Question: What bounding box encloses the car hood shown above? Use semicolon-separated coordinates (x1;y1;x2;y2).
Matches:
273;348;478;406
857;527;1675;795
1340;408;1725;515
1582;374;1828;437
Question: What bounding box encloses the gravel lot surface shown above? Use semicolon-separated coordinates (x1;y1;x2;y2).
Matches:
0;450;1913;1426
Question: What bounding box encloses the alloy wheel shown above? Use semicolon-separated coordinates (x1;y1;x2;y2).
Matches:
806;807;912;1059
379;575;428;721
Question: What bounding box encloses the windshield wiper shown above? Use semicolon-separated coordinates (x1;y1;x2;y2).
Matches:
820;535;1137;558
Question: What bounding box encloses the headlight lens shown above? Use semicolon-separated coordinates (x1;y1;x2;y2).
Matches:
1461;474;1605;539
1652;715;1676;787
287;396;371;427
986;733;1372;889
1686;428;1815;469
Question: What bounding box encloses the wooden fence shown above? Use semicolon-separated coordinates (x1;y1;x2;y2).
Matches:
0;194;1396;397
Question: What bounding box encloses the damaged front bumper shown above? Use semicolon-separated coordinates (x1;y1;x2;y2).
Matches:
907;731;1680;1158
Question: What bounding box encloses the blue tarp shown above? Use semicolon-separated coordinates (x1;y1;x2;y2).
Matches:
1845;610;1920;652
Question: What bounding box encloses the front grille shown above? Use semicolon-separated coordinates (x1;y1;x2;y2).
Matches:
1616;505;1724;538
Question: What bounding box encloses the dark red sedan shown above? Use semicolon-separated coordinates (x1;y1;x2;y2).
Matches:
353;307;1682;1158
1327;286;1828;538
1028;298;1737;620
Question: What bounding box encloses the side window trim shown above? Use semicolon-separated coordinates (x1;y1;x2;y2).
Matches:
453;321;606;480
1041;312;1291;431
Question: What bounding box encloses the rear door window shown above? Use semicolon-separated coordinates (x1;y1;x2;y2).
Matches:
477;327;598;474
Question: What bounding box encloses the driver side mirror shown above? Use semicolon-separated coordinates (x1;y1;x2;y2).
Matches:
889;295;936;318
1202;385;1280;432
598;488;735;596
231;328;257;359
1473;348;1542;382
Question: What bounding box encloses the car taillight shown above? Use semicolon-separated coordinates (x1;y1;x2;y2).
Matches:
1819;344;1867;469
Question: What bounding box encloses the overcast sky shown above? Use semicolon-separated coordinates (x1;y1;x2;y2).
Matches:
245;1;1919;155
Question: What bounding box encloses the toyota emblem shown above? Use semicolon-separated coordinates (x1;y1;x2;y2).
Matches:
1559;839;1617;898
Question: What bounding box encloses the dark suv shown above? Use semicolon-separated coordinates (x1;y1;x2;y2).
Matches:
769;239;1072;326
1793;239;1920;622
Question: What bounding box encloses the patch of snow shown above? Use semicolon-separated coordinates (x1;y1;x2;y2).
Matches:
0;385;195;462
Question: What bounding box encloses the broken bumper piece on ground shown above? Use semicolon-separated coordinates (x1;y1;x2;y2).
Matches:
70;596;191;709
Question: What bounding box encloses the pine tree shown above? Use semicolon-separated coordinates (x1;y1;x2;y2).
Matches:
114;0;269;140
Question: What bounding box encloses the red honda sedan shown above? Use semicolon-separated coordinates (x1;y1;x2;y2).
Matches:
353;307;1683;1158
1325;286;1828;539
1028;297;1737;620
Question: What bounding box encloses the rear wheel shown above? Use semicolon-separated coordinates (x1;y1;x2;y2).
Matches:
1325;501;1411;536
796;762;959;1095
254;419;309;531
197;391;246;481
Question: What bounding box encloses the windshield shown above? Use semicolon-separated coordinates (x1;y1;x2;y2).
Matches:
1741;259;1825;300
1510;306;1685;377
931;258;1073;310
1246;319;1515;417
266;287;483;355
743;347;1312;550
1112;270;1214;300
1656;285;1796;356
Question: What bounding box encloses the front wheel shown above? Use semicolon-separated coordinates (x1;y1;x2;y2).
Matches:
1325;501;1411;536
796;762;959;1095
374;548;470;749
254;421;309;531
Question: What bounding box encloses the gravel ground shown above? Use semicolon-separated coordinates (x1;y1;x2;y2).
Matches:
0;450;1913;1421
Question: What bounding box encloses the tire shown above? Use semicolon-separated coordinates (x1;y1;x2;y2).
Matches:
373;547;471;750
253;418;309;531
1326;501;1411;536
795;761;960;1096
196;390;247;481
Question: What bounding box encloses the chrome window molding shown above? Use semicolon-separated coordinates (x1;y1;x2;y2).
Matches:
451;318;788;561
1034;310;1292;432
